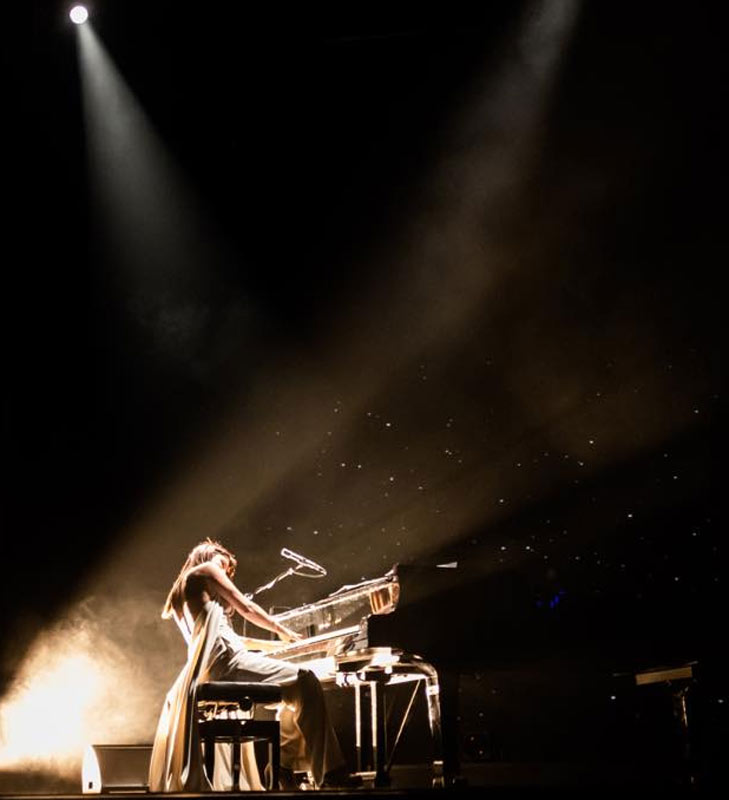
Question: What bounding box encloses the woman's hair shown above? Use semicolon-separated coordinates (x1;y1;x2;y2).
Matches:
162;537;237;620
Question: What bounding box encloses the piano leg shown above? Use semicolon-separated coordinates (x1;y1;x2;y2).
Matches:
423;671;445;788
350;667;446;789
351;675;391;787
370;680;389;787
354;683;363;774
439;670;462;786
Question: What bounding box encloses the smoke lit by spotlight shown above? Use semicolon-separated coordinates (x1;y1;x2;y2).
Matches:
69;5;89;25
0;652;103;766
0;597;171;777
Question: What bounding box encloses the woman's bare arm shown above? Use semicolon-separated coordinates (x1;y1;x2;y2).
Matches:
189;562;300;642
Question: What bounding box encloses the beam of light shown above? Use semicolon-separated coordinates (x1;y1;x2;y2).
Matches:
69;5;89;25
77;21;185;276
363;0;583;342
76;22;239;372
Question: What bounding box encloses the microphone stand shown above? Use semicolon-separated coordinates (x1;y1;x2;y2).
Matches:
245;567;298;600
242;562;325;637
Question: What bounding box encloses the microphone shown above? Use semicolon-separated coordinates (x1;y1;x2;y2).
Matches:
281;547;327;576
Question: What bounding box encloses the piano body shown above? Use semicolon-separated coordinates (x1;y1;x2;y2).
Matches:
260;563;466;787
246;558;722;790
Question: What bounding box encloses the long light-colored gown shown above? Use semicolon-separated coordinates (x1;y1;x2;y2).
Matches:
148;599;344;791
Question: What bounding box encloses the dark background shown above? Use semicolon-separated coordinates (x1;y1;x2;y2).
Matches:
5;0;725;788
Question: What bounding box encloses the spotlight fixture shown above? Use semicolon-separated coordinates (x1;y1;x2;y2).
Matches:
69;5;89;25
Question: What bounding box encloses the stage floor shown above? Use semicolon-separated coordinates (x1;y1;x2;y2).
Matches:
0;787;712;797
0;761;715;798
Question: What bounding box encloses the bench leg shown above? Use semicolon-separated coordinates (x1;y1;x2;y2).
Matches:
203;736;215;785
232;742;241;790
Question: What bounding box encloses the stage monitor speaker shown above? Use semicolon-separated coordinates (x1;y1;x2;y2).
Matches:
82;744;152;794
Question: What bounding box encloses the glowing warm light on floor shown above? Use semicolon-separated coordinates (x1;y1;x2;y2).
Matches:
0;652;103;765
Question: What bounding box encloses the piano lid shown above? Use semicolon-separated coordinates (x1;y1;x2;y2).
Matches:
271;568;399;635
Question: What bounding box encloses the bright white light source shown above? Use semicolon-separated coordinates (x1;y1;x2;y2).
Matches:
70;5;89;25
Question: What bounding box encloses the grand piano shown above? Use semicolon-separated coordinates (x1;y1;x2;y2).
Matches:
245;554;720;790
259;563;468;787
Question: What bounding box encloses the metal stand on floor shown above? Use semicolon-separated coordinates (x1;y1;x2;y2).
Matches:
337;650;444;788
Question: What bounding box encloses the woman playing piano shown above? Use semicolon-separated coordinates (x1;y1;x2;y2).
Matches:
149;538;353;791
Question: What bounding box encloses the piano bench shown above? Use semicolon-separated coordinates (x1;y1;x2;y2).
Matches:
195;681;283;791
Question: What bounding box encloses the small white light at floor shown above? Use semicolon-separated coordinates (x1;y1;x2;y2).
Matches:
69;5;89;24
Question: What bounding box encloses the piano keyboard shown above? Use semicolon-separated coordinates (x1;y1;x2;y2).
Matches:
270;624;362;659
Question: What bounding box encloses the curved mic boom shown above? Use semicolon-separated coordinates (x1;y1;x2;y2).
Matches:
281;547;327;576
